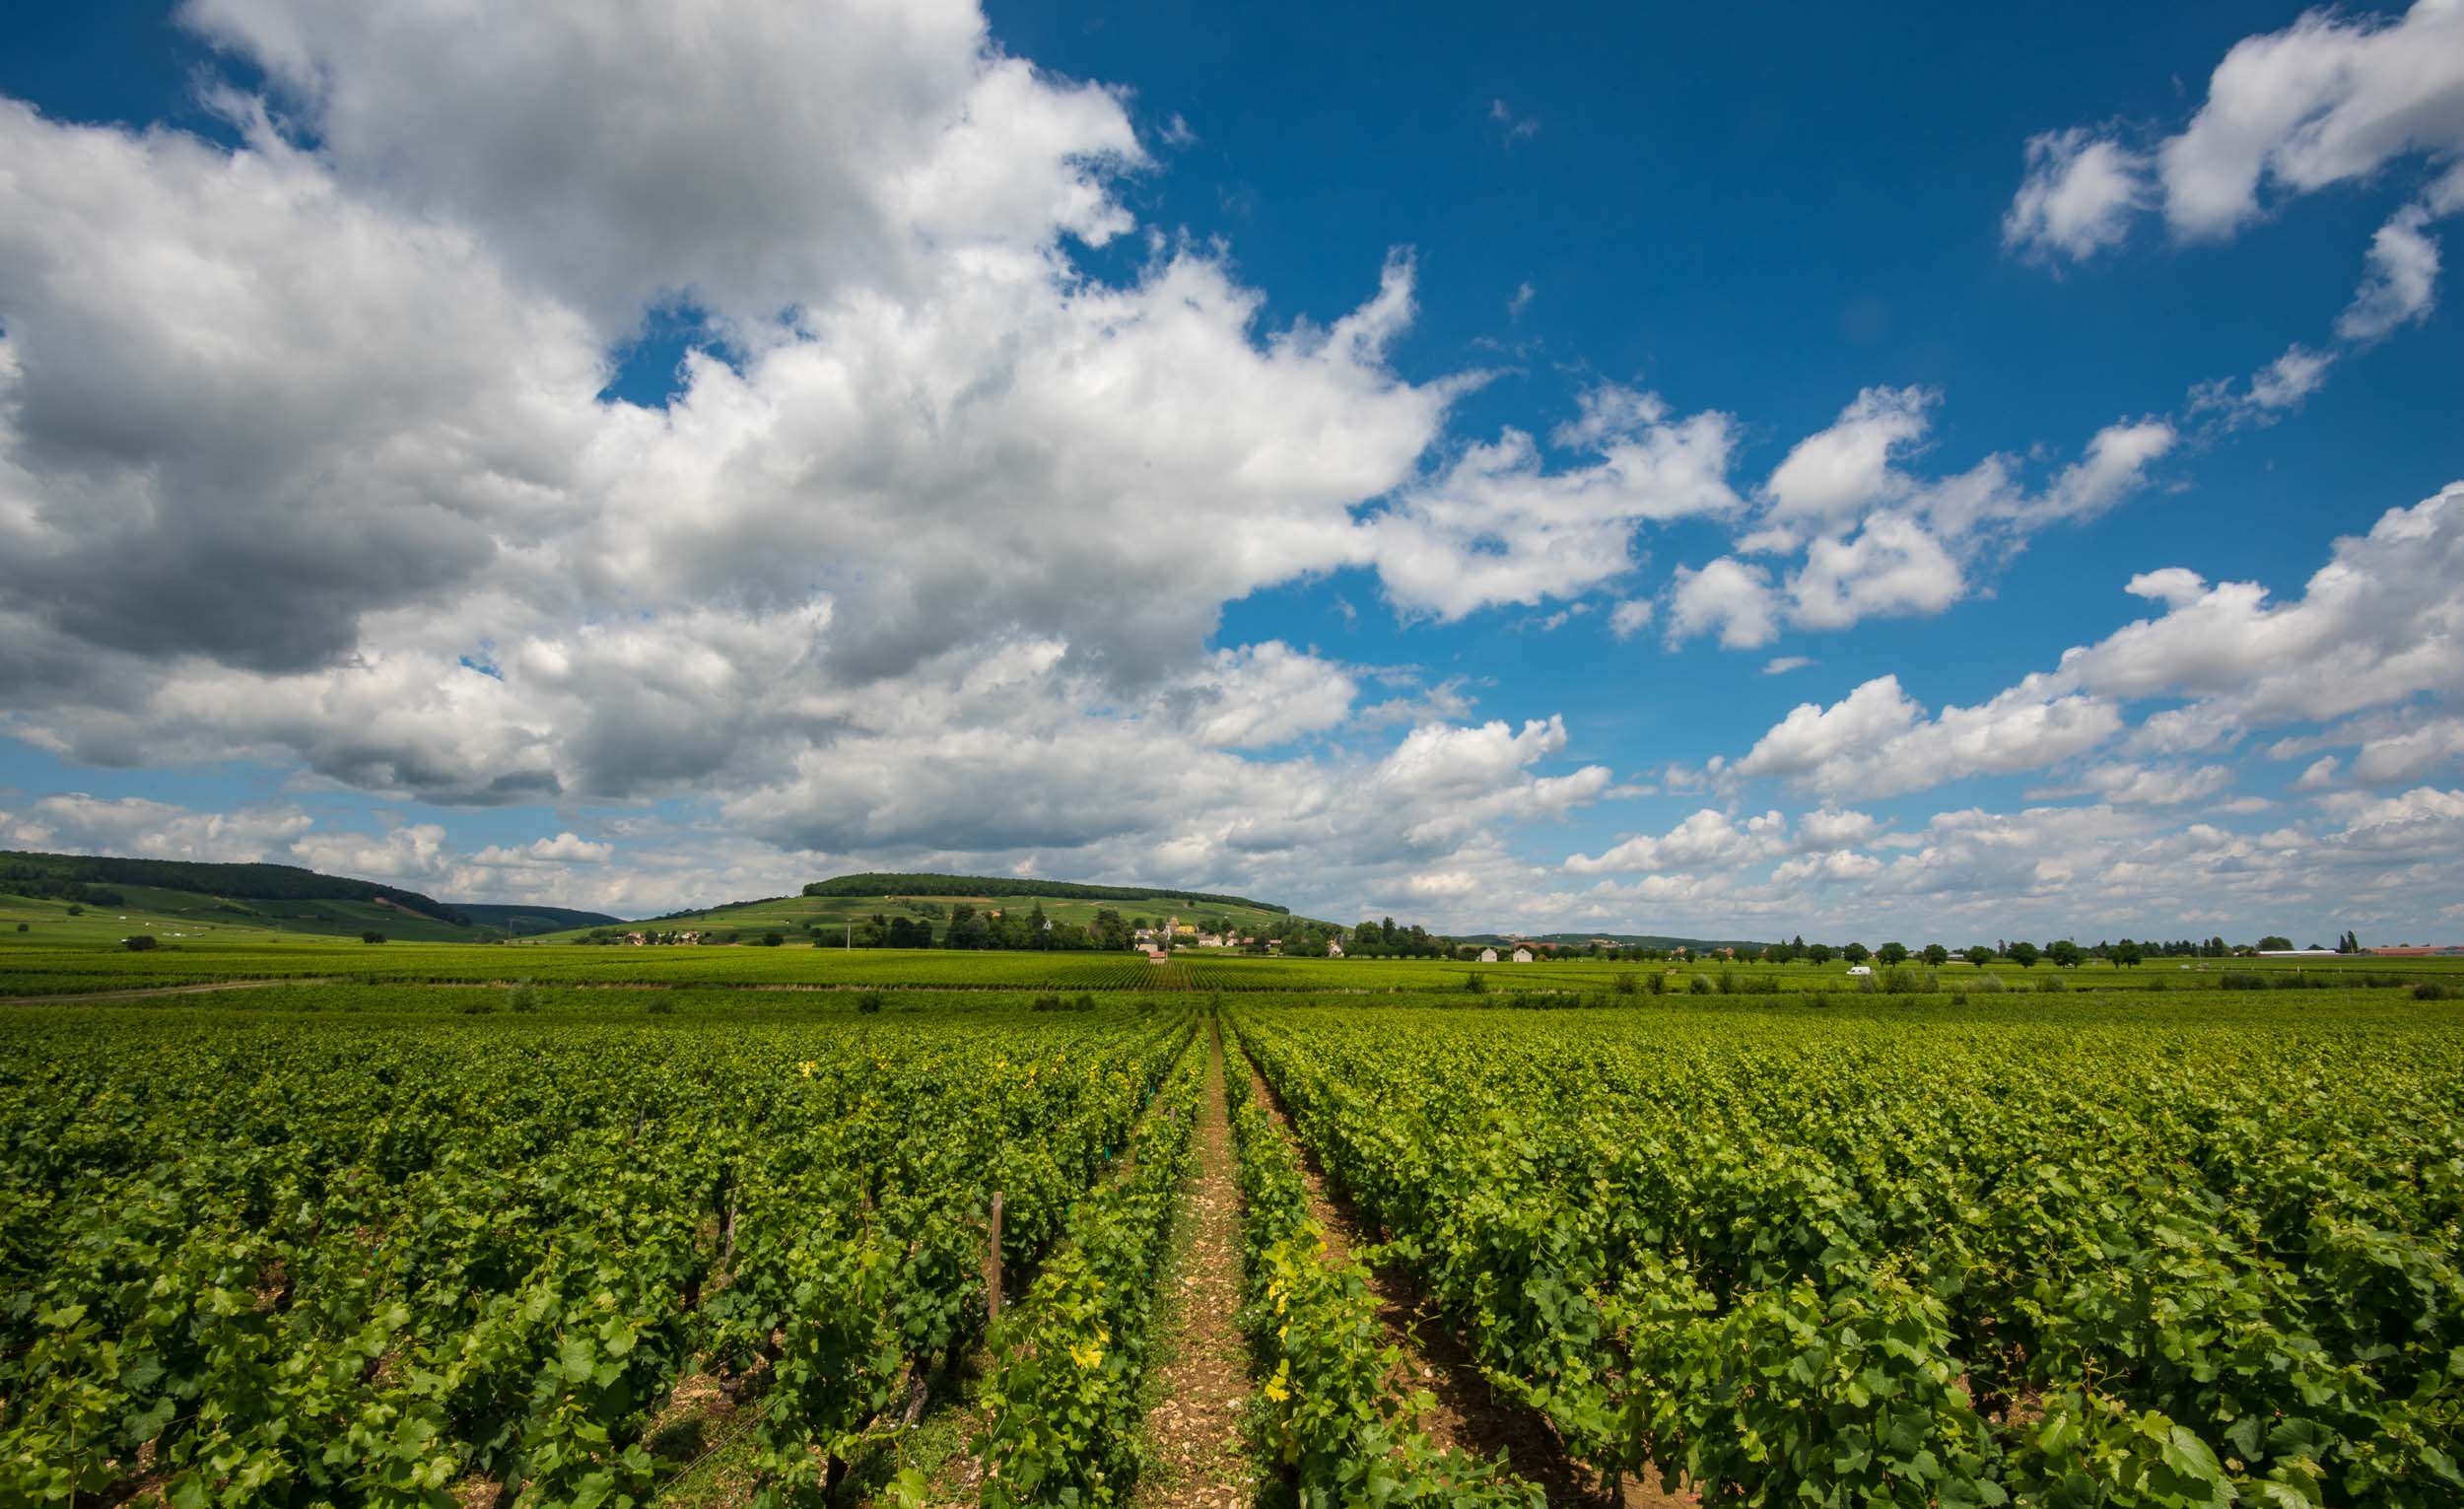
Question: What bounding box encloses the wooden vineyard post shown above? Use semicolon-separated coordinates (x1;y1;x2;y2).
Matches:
985;1191;1004;1325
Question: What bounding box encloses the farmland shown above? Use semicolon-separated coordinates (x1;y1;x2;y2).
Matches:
3;934;2461;1507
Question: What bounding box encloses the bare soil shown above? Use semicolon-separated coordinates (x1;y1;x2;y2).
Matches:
1134;1026;1258;1509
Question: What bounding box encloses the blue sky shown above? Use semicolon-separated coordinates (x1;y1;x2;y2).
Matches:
0;0;2458;943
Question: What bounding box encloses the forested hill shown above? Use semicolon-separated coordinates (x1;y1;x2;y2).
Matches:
452;903;625;934
0;850;468;926
800;872;1289;915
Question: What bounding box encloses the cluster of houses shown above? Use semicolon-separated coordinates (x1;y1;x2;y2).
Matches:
1135;918;1266;962
621;929;702;945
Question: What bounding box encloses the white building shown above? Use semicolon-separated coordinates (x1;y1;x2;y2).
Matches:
1328;938;1344;958
1477;947;1498;963
1511;945;1535;963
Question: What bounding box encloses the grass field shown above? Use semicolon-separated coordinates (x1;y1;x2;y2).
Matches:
5;928;2460;1506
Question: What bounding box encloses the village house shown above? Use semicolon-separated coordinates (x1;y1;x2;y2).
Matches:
1511;944;1535;963
1477;946;1497;963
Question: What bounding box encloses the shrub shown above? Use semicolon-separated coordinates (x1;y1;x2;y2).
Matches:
361;930;386;944
1972;973;2007;994
13;923;26;932
646;995;675;1015
1032;994;1063;1011
2220;971;2267;991
506;981;539;1012
2036;973;2067;993
1647;971;1667;995
65;905;83;917
459;999;499;1015
1950;991;1970;1006
1614;972;1638;995
123;933;158;951
1075;993;1096;1012
1856;973;1878;994
1688;973;1715;995
2414;983;2460;1001
760;931;785;947
1716;969;1738;995
1464;971;1487;994
856;990;886;1014
1879;967;1915;995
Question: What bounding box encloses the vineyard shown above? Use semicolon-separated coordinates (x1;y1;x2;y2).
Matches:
1;946;2460;1507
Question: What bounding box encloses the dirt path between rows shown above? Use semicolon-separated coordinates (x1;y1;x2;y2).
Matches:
1239;1049;1694;1508
0;977;335;1006
1134;1024;1255;1509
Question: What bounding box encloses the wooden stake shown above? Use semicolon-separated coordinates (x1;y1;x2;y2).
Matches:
985;1191;1004;1324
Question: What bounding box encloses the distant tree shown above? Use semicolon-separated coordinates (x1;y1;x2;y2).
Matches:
2007;940;2041;968
1843;942;1872;965
123;934;157;951
1963;945;1995;967
2048;938;2084;968
760;931;784;947
1921;943;1950;967
2257;935;2293;951
361;930;386;944
1806;942;1834;964
2112;940;2144;967
1878;941;1909;966
65;904;83;917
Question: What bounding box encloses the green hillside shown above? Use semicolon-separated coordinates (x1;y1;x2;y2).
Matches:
0;851;495;943
452;903;624;937
0;885;479;946
542;873;1310;943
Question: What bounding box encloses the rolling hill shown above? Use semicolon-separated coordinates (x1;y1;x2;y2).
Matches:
451;903;625;936
542;871;1315;942
0;851;608;942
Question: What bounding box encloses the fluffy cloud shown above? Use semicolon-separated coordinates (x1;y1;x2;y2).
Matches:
2339;203;2443;340
1565;807;1788;875
1659;392;2172;649
0;793;313;861
1693;482;2464;808
1719;674;2122;800
1667;559;1781;649
2004;129;2151;260
2029;761;2236;808
181;0;1146;329
2014;2;2464;365
1763;385;1935;525
2189;344;2336;429
1785;512;1966;631
2153;2;2464;241
1370;384;1741;620
2048;484;2464;724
